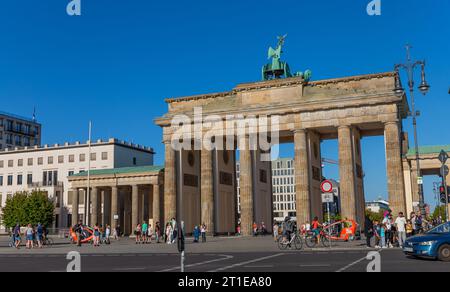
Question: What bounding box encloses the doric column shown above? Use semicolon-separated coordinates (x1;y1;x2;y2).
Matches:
338;125;357;220
152;184;160;224
239;135;254;236
294;129;311;224
201;150;214;235
385;121;406;215
164;141;176;222
91;187;99;226
131;184;139;231
111;186;119;230
71;189;79;226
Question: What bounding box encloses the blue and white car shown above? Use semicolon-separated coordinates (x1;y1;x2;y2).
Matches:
403;221;450;261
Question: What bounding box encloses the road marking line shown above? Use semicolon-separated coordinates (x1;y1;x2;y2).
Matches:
300;264;331;267
335;249;382;272
158;254;234;272
113;267;146;271
209;253;284;272
243;265;274;268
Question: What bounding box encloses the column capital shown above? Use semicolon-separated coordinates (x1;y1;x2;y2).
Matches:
293;128;307;134
337;124;351;130
384;120;400;126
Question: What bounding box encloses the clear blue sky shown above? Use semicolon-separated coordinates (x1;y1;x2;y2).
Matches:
1;1;449;206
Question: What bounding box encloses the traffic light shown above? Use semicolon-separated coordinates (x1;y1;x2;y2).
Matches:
439;185;450;204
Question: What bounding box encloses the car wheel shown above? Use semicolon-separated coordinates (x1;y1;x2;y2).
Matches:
438;244;450;262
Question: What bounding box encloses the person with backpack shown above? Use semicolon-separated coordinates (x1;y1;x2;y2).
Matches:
364;215;374;248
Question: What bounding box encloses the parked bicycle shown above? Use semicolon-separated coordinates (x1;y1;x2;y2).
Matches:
277;232;303;250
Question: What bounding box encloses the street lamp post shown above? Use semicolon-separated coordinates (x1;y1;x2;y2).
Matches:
394;44;430;216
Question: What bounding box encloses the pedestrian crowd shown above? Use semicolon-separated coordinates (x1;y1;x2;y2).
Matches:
364;211;441;249
10;223;48;249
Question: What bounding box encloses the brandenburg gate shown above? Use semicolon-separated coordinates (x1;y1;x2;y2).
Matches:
155;70;409;236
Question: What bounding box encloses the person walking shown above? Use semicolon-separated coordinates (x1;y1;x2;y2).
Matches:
193;226;200;243
105;225;111;244
364;215;374;248
395;212;407;248
147;224;153;243
155;222;161;243
13;224;21;249
142;221;148;244
166;223;172;244
25;224;34;249
201;224;207;243
273;223;279;242
93;223;101;247
135;224;142;244
114;225;121;241
36;223;44;248
252;222;258;236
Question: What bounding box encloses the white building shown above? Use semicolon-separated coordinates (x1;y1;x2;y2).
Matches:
237;158;296;223
237;158;343;223
0;138;154;231
365;197;391;214
0;111;42;150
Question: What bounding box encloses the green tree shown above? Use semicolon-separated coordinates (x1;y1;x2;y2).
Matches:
365;209;384;223
431;205;447;222
1;190;54;228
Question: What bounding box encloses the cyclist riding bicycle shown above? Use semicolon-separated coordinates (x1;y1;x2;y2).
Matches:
311;216;322;243
282;216;294;243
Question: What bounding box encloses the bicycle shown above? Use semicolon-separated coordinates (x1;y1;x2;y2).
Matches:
277;232;303;250
33;236;53;247
305;229;331;248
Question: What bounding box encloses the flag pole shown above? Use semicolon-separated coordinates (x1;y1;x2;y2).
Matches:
86;121;92;226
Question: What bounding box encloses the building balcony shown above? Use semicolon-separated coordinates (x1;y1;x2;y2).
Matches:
28;181;64;188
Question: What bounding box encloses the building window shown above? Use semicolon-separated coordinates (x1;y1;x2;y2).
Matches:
101;152;108;160
17;174;23;185
18;159;23;167
69;155;75;163
24;137;30;146
8;160;13;167
79;154;85;162
90;153;96;161
27;174;33;185
0;160;3;168
133;157;137;165
68;171;74;177
15;135;21;146
48;156;53;164
38;157;43;165
0;175;3;186
58;155;64;163
27;158;33;166
7;175;13;186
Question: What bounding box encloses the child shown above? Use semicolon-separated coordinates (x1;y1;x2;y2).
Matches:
373;221;381;248
406;220;413;238
193;226;200;243
380;223;387;248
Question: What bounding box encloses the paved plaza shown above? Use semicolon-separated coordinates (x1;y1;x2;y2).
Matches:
0;235;448;272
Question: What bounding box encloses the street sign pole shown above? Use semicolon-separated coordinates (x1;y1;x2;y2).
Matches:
438;150;449;222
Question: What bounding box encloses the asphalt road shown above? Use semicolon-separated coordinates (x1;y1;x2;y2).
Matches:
0;249;448;272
